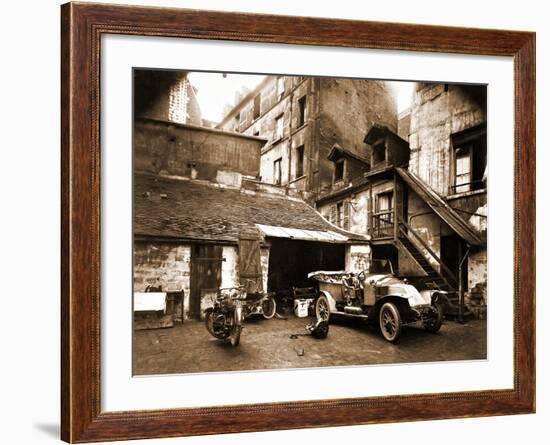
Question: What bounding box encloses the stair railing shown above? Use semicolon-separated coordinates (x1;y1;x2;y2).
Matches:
396;215;458;290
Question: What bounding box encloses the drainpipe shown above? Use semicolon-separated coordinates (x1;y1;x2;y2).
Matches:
458;244;470;323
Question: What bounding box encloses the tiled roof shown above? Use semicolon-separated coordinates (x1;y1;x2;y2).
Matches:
134;173;367;243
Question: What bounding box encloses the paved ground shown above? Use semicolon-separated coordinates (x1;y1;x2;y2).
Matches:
133;315;487;375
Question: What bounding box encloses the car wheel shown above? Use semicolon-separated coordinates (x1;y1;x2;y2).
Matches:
423;302;444;333
379;302;402;342
315;294;331;322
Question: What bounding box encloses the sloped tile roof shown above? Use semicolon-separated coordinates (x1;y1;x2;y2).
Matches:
134;173;367;244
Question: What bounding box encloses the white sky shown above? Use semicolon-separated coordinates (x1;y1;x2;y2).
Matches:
187;72;415;123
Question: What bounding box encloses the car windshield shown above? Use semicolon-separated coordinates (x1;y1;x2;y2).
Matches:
370;259;394;275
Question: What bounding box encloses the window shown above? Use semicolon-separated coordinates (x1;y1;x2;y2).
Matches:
298;95;307;127
374;191;394;237
273;158;282;185
275;114;284;140
253;94;261;120
454;147;472;193
336;202;344;228
377;191;394;215
452;126;487;194
234;112;240;132
277;77;285;99
295;145;305;178
334;159;344;182
253;129;260;137
372;142;386;165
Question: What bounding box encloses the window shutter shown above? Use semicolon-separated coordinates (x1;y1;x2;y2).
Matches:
238;229;263;293
330;205;337;224
348;201;351;230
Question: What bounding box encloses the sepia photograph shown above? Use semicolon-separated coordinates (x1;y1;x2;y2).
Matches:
132;69;488;376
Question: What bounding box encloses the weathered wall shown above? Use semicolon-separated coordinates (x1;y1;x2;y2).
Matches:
345;244;371;273
408;83;486;196
398;108;411;141
134;242;191;318
134;119;265;181
466;247;487;318
221;246;239;289
318;79;397;196
134;70;202;125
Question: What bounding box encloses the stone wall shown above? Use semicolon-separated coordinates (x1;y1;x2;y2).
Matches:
134;242;192;319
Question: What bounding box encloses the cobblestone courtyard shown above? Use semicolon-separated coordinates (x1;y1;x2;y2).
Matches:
133;316;487;375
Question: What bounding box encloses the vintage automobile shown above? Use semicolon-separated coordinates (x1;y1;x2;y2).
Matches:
308;259;447;342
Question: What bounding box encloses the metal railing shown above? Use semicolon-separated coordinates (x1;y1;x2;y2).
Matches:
449;179;485;195
370;211;394;239
397;215;458;290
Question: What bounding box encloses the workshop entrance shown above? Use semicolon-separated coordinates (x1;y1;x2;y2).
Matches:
267;239;345;295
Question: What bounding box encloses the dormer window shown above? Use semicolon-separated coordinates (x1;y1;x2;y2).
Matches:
334;159;345;183
372;142;386;165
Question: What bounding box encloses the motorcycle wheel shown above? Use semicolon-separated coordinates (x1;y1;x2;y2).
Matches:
205;310;230;340
229;325;241;347
261;297;277;319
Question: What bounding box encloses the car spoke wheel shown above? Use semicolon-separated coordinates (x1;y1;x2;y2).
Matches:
423;302;444;333
379;302;402;342
315;295;330;322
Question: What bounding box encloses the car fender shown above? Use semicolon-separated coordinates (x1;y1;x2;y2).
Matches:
429;290;451;307
318;290;338;313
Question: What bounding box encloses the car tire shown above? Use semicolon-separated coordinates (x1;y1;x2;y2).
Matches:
315;294;331;323
379;302;402;342
423;302;444;333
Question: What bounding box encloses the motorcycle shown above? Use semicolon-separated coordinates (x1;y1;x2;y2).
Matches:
204;285;277;346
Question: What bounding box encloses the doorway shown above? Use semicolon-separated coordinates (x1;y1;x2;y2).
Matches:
189;244;222;319
440;235;467;291
267;239;345;294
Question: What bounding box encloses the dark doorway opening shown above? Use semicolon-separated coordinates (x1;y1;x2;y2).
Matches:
267;239;345;295
371;244;399;274
190;244;222;320
440;234;467;290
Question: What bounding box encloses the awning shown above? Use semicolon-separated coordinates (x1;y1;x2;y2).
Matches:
256;224;350;243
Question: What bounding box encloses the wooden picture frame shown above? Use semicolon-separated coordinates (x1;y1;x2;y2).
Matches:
61;2;535;442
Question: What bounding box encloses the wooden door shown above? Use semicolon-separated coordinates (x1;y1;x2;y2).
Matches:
238;230;263;293
190;244;222;319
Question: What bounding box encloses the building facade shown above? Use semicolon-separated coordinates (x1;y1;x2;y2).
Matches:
133;118;369;321
217;76;397;203
316;83;487;318
134;69;203;126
